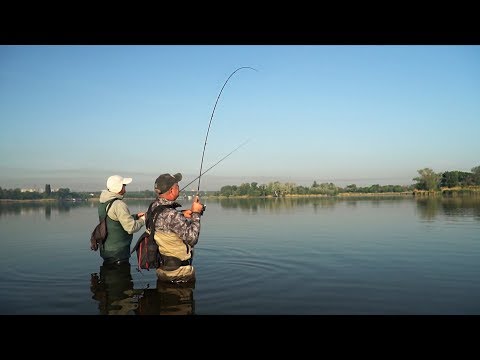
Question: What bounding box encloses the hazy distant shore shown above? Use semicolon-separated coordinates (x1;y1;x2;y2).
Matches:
0;192;420;202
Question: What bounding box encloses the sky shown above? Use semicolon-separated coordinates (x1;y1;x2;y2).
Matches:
1;45;479;192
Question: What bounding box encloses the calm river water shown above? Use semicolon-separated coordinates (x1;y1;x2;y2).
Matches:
0;196;479;315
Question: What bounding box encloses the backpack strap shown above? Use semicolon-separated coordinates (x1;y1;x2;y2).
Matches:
130;201;189;255
148;203;166;242
145;202;159;229
146;202;189;253
130;202;166;255
145;201;181;231
99;198;118;221
105;198;118;216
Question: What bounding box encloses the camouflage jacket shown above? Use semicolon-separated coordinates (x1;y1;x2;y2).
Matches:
150;197;201;248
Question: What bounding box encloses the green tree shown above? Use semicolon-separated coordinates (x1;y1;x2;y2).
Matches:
441;171;459;188
237;183;251;196
441;170;476;187
268;181;282;197
345;184;357;193
56;188;71;199
219;185;236;197
472;165;480;185
413;168;440;191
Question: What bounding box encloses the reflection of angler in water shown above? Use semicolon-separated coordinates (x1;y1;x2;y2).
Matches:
136;280;195;315
90;262;142;315
90;263;195;315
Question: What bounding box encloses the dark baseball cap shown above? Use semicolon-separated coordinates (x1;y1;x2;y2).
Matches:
154;173;182;194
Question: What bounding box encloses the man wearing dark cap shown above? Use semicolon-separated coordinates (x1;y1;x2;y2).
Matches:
148;173;204;283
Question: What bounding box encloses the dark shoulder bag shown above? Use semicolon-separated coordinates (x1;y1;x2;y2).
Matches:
130;202;166;270
90;198;118;251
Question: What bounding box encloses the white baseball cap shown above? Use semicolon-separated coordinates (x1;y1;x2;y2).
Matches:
107;175;132;193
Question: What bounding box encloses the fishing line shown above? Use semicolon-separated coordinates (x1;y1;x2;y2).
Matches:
180;139;250;193
196;66;257;195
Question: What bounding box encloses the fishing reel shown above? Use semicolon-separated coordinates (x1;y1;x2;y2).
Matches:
180;203;205;217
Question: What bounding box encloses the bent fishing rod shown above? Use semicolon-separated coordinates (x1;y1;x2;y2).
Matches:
196;66;257;196
180;139;250;193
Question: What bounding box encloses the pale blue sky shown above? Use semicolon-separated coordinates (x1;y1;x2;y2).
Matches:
1;45;479;191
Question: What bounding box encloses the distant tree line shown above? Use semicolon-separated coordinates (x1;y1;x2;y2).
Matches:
413;165;480;191
0;187;158;200
1;165;479;200
0;186;86;200
216;165;480;197
216;181;414;197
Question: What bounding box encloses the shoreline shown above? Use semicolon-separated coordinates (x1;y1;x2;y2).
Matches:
3;189;480;202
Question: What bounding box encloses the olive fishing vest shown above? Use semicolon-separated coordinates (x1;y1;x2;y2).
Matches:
99;200;133;263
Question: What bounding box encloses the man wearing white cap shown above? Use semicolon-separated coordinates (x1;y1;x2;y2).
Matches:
98;175;146;265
